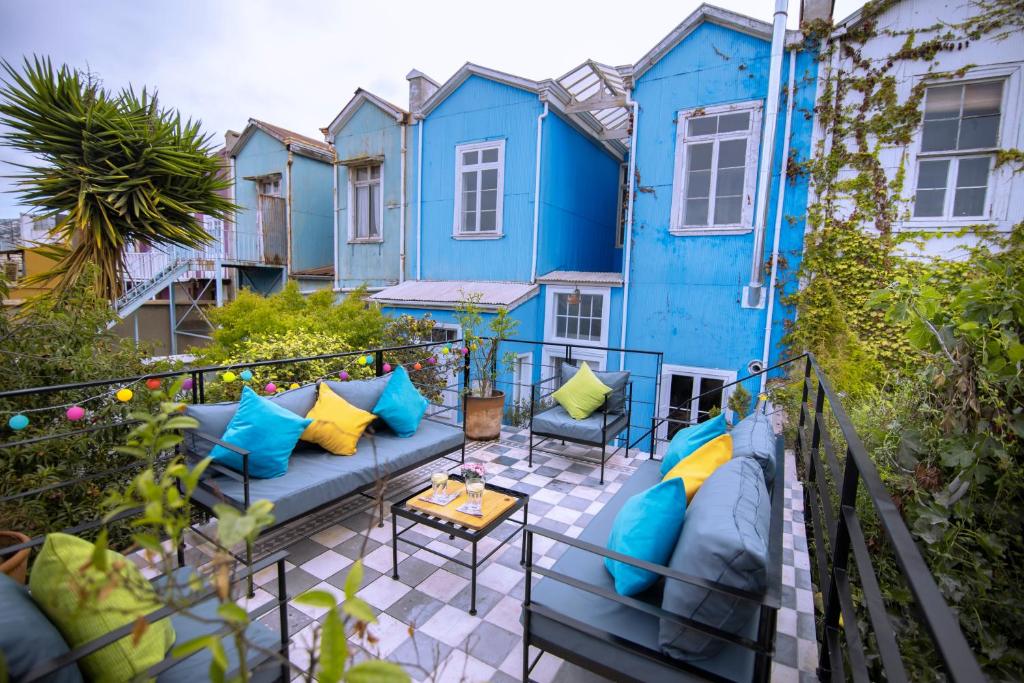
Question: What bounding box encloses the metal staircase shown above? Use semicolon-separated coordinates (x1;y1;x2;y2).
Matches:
112;258;192;322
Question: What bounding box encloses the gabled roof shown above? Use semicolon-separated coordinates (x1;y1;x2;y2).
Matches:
369;279;539;311
631;3;803;81
232;118;333;162
419;63;543;118
325;89;408;138
831;0;887;32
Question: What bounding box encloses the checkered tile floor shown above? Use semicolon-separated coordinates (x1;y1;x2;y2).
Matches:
163;428;818;682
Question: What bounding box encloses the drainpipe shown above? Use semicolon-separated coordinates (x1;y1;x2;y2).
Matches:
759;50;797;395
286;148;294;277
744;0;789;309
399;118;408;283
330;136;340;291
415;119;424;280
618;95;639;371
229;156;237;259
530;102;549;283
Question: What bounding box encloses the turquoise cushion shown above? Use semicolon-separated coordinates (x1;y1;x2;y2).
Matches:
604;477;687;596
372;366;429;437
210;386;311;478
660;413;727;476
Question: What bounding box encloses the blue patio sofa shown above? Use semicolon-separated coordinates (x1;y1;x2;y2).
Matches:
521;410;783;682
182;376;466;530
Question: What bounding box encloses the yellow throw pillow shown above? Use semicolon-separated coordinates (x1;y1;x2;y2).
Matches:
551;362;613;420
29;533;175;683
662;433;733;501
302;382;376;455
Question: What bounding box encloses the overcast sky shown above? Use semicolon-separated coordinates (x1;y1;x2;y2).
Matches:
0;0;862;216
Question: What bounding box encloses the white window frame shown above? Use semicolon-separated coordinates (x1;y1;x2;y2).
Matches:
347;163;384;243
544;285;611;347
513;352;534;405
902;65;1020;229
257;176;281;197
669;101;762;236
542;347;608;386
657;364;737;444
453;140;505;238
427;323;461;422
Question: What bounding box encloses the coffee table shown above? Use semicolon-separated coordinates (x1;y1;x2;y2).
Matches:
390;475;529;615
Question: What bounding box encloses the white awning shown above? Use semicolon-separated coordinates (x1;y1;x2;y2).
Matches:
536;270;624;286
369;280;539;310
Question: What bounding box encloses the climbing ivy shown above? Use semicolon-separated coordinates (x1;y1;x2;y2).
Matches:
782;0;1024;677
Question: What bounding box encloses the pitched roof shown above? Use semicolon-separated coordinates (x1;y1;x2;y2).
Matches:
536;270;624;286
232;118;333;162
325;89;408;137
369;280;539;310
419;63;543;118
631;3;804;81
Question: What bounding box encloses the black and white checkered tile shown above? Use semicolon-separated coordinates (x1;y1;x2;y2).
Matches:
144;428;817;682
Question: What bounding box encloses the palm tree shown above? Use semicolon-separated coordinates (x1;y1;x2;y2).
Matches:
0;56;234;301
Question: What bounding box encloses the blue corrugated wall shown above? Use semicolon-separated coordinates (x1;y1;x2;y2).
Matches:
289;153;333;273
334;101;406;288
537;111;621;275
233;128;287;247
624;22;818;430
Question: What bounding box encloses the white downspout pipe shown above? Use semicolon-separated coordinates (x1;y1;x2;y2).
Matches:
399;119;408;283
330;136;340;291
745;0;789;308
760;49;797;395
618;95;639;371
229;156;237;259
530;102;549;283
415;119;423;281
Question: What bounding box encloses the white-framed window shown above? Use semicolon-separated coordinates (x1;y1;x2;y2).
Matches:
670;101;762;234
658;365;736;442
257;176;281;197
513;352;534;405
543;348;607;387
454;140;504;237
911;79;1004;221
427;324;461;422
349;164;383;241
544;286;610;347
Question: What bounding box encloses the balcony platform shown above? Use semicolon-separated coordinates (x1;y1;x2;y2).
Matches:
134;427;816;682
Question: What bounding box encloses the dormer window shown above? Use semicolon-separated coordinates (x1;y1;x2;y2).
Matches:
454;140;504;238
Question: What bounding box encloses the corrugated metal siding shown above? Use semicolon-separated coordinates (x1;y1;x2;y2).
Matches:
419;76;542;282
289;154;333;272
538;111;621;275
623;21;818;431
335;101;405;288
258;195;287;264
233;128;287;263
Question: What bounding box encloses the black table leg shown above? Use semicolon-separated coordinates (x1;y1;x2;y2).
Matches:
520;500;529;566
470;540;478;616
391;513;399;580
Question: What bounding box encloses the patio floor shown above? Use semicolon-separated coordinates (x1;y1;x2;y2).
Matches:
166;427;818;682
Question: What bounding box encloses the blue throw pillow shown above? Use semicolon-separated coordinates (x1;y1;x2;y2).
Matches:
660;413;727;476
605;477;687;596
0;572;84;683
372;366;429;437
209;386;312;478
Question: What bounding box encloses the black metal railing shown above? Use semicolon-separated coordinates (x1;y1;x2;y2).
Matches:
647;352;983;680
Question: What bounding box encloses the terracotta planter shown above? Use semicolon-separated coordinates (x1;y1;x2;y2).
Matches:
464;390;505;441
0;531;30;584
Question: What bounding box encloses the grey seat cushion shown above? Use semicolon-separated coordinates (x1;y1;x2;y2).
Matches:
660;456;771;660
531;404;628;444
527;459;760;681
0;572;83;683
156;568;281;682
323;376;391;413
199;419;464;523
561;363;630;414
731;411;777;488
183;383;318;458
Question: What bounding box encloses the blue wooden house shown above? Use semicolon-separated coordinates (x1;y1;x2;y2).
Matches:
324;87;416;292
369;63;631;411
231;119;335;293
619;5;818;439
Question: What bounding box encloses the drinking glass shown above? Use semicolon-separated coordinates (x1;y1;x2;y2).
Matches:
431;471;448;500
466;479;485;513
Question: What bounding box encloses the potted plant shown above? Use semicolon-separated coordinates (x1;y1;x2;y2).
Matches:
0;530;31;583
455;292;519;440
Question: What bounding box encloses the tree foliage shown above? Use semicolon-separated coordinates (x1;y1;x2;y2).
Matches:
0;56;234;300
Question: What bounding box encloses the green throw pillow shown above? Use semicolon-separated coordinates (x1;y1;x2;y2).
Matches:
552;361;613;420
29;533;175;683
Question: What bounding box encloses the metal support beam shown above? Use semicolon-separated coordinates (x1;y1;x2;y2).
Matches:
214;258;224;307
167;285;177;355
